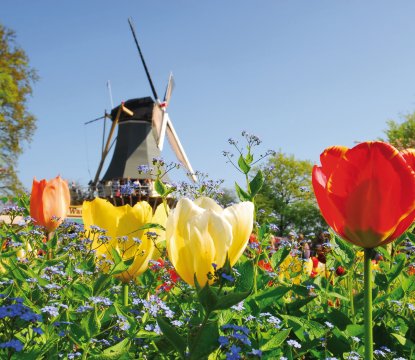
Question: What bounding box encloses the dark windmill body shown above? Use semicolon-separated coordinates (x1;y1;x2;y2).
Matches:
85;18;196;209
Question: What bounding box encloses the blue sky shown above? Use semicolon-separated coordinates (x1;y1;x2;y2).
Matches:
3;1;415;190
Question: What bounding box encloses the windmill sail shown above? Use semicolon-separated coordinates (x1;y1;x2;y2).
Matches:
165;115;197;182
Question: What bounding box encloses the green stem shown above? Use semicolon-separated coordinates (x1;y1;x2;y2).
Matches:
123;283;129;306
189;310;211;360
348;273;355;324
364;248;374;360
47;231;54;260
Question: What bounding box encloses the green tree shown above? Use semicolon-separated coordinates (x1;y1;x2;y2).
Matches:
383;112;415;150
0;24;37;196
256;151;326;236
217;187;237;207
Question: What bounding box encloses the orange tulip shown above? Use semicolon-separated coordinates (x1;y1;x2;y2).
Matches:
312;142;415;248
30;176;71;233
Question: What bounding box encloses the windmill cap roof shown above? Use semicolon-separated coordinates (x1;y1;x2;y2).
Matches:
110;97;155;122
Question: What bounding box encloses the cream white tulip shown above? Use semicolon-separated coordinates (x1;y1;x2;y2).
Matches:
166;197;254;287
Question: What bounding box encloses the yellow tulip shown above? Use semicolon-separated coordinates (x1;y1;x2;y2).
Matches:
166;197;254;287
82;198;167;282
278;255;305;284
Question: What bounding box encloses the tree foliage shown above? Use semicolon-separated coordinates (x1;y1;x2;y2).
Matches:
383;112;415;150
0;23;37;195
256;151;326;236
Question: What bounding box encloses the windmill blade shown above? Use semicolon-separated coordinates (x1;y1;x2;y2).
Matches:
128;17;159;101
157;112;169;151
152;105;163;145
84;113;110;125
166;117;197;182
163;73;175;105
154;74;175;151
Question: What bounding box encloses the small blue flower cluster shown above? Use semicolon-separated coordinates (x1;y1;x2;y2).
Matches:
0;297;41;322
218;323;261;359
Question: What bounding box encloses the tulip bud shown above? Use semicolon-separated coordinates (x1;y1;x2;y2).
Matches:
30;176;71;233
335;266;345;276
317;253;326;264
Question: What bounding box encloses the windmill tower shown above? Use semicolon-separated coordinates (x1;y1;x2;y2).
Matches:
90;18;196;207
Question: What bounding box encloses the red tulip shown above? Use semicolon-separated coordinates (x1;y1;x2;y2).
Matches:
313;142;415;248
30;176;71;233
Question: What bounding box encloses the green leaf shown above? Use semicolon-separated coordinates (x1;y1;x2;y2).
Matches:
286;296;316;313
376;246;391;261
234;182;252;202
374;285;404;305
0;249;19;258
333;235;355;267
93;273;112;296
261;329;291;351
47;232;58;250
94;338;131;360
73;283;93;299
154;179;168;196
111;257;134;275
157;316;186;358
402;276;415;292
391;332;414;347
110;247;123;264
86;306;101;338
394;232;408;247
195;275;218;313
189;320;219;360
386;253;406;284
238;155;251;174
235;260;254;293
1;260;26;281
326;309;352;331
258;223;268;241
249;170;264;197
246;151;254;164
375;273;388;291
214;290;251;310
282;315;325;340
251;286;291;310
138;223;166;231
270;246;290;269
345;324;364;337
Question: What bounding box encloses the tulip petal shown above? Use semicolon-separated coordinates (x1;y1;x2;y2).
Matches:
185;211;216;287
223;202;254;265
42;176;70;232
401;148;415;172
150;203;169;259
114;202;154;281
312;166;350;243
82;198;122;254
195;197;223;212
166;198;203;285
386;208;415;245
320;146;348;177
206;210;233;268
30;178;47;227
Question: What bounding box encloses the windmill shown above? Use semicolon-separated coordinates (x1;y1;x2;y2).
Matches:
88;18;196;206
